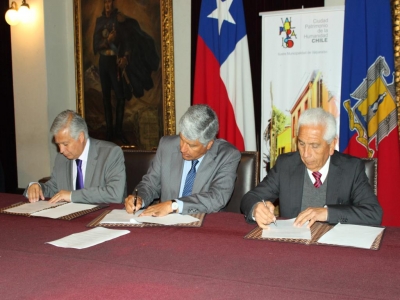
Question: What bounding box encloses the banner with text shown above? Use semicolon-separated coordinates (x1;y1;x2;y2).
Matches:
260;7;344;180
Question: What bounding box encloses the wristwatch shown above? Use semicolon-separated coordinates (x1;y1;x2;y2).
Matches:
171;200;179;213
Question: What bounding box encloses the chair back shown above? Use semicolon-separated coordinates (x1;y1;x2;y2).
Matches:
123;150;156;195
224;151;260;213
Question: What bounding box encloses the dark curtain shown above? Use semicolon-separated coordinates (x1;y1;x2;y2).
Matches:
191;0;324;150
0;1;18;193
0;161;5;193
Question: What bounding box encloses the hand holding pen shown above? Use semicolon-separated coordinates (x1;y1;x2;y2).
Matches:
262;200;277;226
133;189;138;213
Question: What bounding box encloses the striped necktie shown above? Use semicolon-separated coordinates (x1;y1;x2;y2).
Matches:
182;160;199;196
312;171;322;188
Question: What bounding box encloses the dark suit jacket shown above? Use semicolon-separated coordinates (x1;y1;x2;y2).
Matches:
135;135;241;214
25;138;126;204
241;151;382;225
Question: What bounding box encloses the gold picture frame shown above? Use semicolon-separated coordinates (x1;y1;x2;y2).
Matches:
73;0;175;149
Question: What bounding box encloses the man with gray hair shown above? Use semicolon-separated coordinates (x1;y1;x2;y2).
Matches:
25;110;126;204
125;104;241;216
241;108;382;227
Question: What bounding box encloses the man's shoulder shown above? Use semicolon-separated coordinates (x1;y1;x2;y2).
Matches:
276;151;300;161
214;139;238;150
160;135;179;142
153;135;180;156
90;138;122;154
91;138;119;147
332;150;361;161
158;135;179;147
212;139;241;159
331;151;363;167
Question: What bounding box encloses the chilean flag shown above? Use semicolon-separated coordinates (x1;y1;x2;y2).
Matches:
193;0;256;151
340;0;400;226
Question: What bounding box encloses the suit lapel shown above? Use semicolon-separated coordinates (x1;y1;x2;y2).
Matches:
170;145;184;197
66;159;73;190
192;141;218;193
85;139;98;187
290;154;305;214
326;152;342;205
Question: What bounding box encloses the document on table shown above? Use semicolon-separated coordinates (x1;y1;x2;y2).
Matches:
30;203;97;219
317;223;385;249
4;201;65;214
46;227;130;249
132;212;200;225
262;218;311;240
100;209;141;224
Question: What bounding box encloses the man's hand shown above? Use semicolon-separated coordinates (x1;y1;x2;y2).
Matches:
294;207;328;228
107;27;116;43
117;56;128;69
253;201;276;229
27;183;45;203
125;195;143;214
48;190;72;203
139;200;173;217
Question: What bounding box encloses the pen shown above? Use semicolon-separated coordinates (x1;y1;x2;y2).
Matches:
262;200;277;226
133;189;138;213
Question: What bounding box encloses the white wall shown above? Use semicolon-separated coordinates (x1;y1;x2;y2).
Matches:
173;0;192;125
11;0;191;188
11;0;51;187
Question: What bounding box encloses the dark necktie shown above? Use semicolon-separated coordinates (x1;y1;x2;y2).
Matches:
76;159;84;190
182;160;199;196
312;171;322;188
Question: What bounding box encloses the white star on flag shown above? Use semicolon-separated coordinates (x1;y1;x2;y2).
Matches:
207;0;235;34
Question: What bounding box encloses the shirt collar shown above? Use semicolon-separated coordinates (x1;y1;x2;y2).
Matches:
78;137;90;162
306;155;331;183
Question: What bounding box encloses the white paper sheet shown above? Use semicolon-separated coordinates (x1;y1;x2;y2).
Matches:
262;218;311;240
317;223;384;249
132;213;200;225
100;209;141;224
4;201;65;214
30;203;97;219
46;227;130;249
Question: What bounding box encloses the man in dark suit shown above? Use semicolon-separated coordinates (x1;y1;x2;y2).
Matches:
93;0;159;144
125;104;241;216
241;108;382;228
25;110;126;204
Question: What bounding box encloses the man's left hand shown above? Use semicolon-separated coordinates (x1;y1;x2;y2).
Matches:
117;56;128;69
139;200;173;217
294;207;327;228
49;190;72;203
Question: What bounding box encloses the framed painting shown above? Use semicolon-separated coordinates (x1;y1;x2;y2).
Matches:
73;0;175;150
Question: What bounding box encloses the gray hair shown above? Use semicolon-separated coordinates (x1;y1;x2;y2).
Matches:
50;110;89;140
179;104;219;145
297;108;337;144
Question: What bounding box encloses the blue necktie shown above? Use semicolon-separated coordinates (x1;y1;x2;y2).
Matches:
182;160;199;196
75;159;84;190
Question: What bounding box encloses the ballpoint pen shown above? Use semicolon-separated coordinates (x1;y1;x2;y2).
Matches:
262;200;277;226
133;189;138;213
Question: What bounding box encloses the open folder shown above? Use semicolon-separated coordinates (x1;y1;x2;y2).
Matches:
0;201;106;220
86;209;206;228
244;221;385;250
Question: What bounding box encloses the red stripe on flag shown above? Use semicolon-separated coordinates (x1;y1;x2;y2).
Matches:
344;129;400;226
375;132;400;226
193;36;245;151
